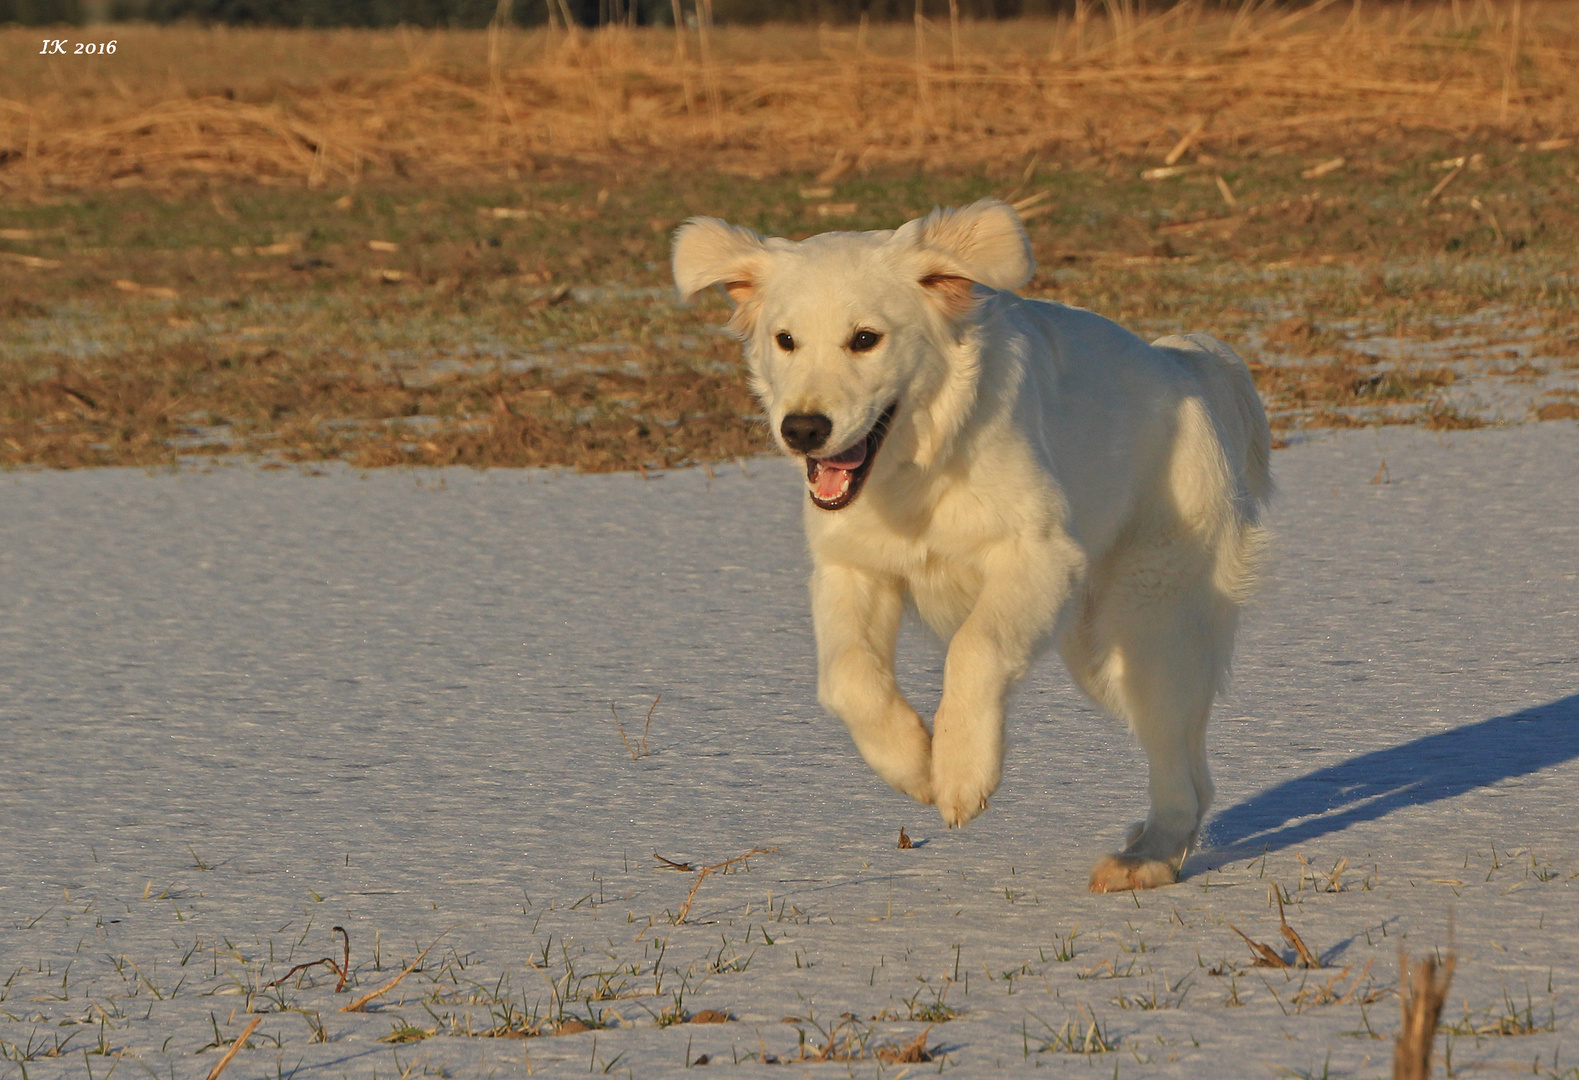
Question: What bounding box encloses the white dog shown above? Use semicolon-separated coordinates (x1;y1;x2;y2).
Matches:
672;199;1271;891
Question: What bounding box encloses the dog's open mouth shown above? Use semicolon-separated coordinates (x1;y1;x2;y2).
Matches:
805;401;897;511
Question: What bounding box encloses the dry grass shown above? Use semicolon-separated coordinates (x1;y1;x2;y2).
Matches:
1;8;1576;471
1393;948;1456;1080
1288;960;1385;1011
1;340;761;469
1248;353;1460;416
201;1015;261;1080
1026;1006;1121;1054
772;1014;939;1064
2;4;1576;192
339;942;437;1013
263;925;351;993
1229;890;1323;969
663;847;778;925
611;696;659;759
0;172;1570;470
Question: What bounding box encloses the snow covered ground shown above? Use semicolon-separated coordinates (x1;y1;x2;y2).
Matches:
2;422;1576;1080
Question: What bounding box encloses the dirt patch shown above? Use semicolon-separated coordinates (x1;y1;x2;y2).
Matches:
1;342;762;471
1;47;1575;473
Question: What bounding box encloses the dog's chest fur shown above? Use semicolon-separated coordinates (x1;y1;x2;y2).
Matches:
806;446;1066;637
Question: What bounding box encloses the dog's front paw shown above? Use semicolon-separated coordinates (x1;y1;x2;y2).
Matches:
1088;854;1179;893
932;772;994;828
888;763;934;806
929;712;1001;828
857;722;933;805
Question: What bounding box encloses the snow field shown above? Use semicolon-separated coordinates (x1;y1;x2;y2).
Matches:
1;422;1576;1078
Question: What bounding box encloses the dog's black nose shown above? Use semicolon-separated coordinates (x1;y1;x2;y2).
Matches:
780;413;832;453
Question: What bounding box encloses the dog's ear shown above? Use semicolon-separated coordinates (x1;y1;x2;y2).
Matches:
672;217;772;337
893;199;1034;316
672;215;769;302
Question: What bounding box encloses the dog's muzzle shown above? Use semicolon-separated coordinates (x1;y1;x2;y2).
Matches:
804;401;897;511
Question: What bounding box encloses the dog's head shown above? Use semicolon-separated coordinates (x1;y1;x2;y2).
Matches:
672;199;1033;510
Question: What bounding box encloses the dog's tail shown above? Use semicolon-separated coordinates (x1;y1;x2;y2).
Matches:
1151;333;1274;512
1151;333;1274;611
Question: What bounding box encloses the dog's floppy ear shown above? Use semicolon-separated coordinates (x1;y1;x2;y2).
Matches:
672;217;771;334
892;198;1034;316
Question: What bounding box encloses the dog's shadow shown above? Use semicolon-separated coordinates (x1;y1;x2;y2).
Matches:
1193;692;1579;868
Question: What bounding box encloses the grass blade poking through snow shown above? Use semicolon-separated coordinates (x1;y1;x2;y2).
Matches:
202;1014;262;1080
668;848;778;925
264;926;351;992
339;937;443;1013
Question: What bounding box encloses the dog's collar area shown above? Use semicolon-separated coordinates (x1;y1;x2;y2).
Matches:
805;401;897;512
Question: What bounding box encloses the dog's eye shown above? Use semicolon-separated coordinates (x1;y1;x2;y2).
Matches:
848;329;883;353
775;331;795;351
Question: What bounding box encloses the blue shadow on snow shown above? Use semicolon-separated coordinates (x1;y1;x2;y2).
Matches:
1205;693;1579;857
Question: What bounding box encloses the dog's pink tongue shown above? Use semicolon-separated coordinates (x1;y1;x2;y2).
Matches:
821;442;867;469
812;442;867;501
814;464;851;501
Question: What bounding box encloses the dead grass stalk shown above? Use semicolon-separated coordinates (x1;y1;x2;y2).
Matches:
265;926;350;992
1393;948;1456;1080
339;941;438;1013
661;847;778;924
611;696;658;759
203;1014;262;1080
1;2;1574;192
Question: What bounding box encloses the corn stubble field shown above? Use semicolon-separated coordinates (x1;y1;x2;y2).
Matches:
0;1;1576;469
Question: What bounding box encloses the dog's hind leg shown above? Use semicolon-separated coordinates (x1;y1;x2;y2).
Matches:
1083;538;1236;892
812;563;934;805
